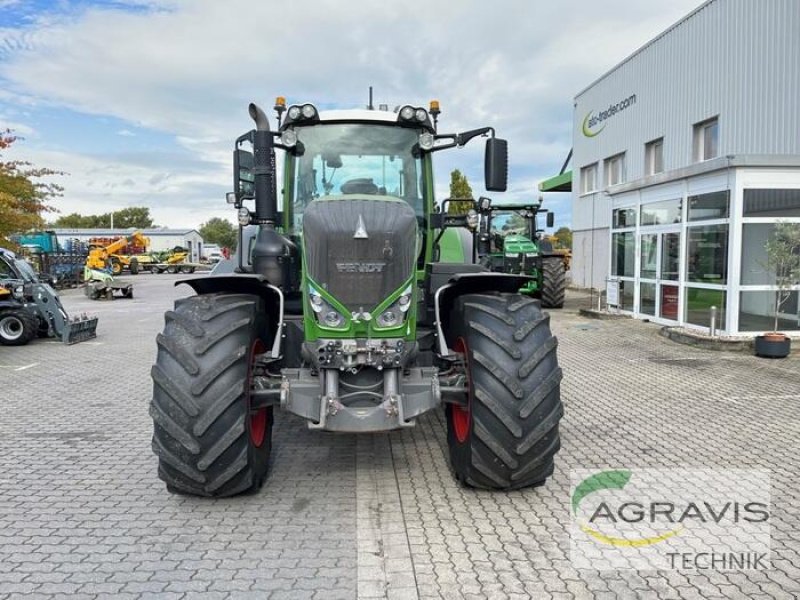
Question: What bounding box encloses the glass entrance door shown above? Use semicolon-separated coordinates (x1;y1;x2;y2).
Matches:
639;229;681;321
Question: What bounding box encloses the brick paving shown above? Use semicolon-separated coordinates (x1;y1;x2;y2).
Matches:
0;275;798;599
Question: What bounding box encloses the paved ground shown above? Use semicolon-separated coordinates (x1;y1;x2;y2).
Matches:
1;274;798;599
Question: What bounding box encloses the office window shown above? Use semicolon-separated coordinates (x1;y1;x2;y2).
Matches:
645;138;664;175
641;199;682;226
581;163;598;194
693;117;719;161
612;208;636;228
688;190;729;221
611;232;635;277
687;224;728;284
605;153;626;186
743;189;800;217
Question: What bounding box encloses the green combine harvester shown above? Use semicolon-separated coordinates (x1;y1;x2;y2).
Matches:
149;97;563;497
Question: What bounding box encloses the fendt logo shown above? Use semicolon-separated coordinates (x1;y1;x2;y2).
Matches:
569;469;772;571
336;262;385;273
581;93;637;137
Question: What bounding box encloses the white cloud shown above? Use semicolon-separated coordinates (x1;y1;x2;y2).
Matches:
0;0;703;227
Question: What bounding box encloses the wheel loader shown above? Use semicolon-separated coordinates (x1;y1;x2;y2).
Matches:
150;98;563;497
0;247;98;345
475;201;569;308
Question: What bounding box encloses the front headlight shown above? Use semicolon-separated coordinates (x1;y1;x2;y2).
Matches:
375;285;413;329
12;285;24;299
309;286;347;329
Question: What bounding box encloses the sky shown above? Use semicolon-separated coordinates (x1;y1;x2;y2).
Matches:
0;0;702;230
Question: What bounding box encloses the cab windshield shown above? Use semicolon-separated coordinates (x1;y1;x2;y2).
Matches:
290;123;425;228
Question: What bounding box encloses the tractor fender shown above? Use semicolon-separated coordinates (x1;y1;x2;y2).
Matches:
434;272;532;358
177;274;284;359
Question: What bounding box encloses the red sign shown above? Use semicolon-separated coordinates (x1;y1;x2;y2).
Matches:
661;286;679;320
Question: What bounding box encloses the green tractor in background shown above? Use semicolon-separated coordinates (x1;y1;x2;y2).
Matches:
476;201;568;308
150;97;563;497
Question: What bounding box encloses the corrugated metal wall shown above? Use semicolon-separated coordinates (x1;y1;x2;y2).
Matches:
573;0;800;194
571;0;800;286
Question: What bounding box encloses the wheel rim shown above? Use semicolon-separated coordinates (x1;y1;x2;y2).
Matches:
0;316;23;341
248;339;268;447
451;337;471;444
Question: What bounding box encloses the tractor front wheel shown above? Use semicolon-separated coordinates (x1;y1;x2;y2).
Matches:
540;257;566;309
129;257;139;275
150;293;273;497
0;309;38;346
446;293;563;490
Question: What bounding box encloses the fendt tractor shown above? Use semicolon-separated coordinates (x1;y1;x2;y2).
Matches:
150;97;564;497
477;202;568;309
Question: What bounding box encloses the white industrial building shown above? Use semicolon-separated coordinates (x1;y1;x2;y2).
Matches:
53;228;205;263
543;0;800;335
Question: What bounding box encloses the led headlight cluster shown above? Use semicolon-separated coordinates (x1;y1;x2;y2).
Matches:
375;285;413;329
308;286;347;329
398;105;430;126
284;103;319;126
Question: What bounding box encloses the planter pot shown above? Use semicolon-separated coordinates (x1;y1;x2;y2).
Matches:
754;333;791;358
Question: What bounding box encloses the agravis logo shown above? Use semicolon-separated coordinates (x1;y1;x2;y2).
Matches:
569;469;771;571
572;470;683;547
581;94;637;137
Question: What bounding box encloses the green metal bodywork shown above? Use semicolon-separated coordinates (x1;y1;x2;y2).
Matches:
491;234;541;295
281;136;438;344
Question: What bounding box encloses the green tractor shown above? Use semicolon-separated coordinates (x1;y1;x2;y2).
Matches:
150;98;563;497
476;201;568;308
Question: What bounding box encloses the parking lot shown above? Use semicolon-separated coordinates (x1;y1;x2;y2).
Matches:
1;274;799;600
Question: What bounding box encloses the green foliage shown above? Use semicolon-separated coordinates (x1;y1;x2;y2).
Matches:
199;217;237;250
51;206;155;229
554;226;573;249
448;169;474;215
0;131;64;247
762;222;800;332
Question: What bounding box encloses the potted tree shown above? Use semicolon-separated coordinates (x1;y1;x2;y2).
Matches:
755;222;800;358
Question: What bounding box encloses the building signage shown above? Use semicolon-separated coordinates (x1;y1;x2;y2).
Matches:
581;94;637;137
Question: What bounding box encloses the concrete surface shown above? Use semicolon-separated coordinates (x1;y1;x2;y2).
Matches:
1;276;798;599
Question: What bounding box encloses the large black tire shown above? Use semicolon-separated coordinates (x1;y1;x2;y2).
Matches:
446;293;563;490
129;257;139;275
0;309;38;346
110;256;123;276
540;257;566;309
150;293;273;497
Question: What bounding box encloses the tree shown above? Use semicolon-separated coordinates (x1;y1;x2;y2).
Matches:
553;226;573;249
448;169;474;214
762;222;800;332
51;206;155;229
199;217;237;250
0;131;64;247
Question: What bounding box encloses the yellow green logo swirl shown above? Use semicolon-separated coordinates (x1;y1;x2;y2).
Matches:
582;112;605;137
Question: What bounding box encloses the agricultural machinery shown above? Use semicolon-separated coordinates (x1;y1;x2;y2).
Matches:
150;97;563;497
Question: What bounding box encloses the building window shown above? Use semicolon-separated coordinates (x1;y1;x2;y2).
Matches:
685;288;727;330
611;231;635;277
581;163;598;194
644;138;664;175
743;188;800;217
686;224;728;284
688;190;729;221
612;208;636;228
641;198;682;226
693;117;719;161
604;153;625;186
740;291;800;332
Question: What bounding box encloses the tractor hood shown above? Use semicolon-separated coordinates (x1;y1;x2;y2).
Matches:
302;197;417;311
502;234;538;254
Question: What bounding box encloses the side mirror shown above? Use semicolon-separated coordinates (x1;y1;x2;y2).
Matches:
484;138;508;192
234;149;255;201
546;212;555;228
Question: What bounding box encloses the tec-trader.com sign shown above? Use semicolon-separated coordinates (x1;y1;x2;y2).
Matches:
581;93;637;137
